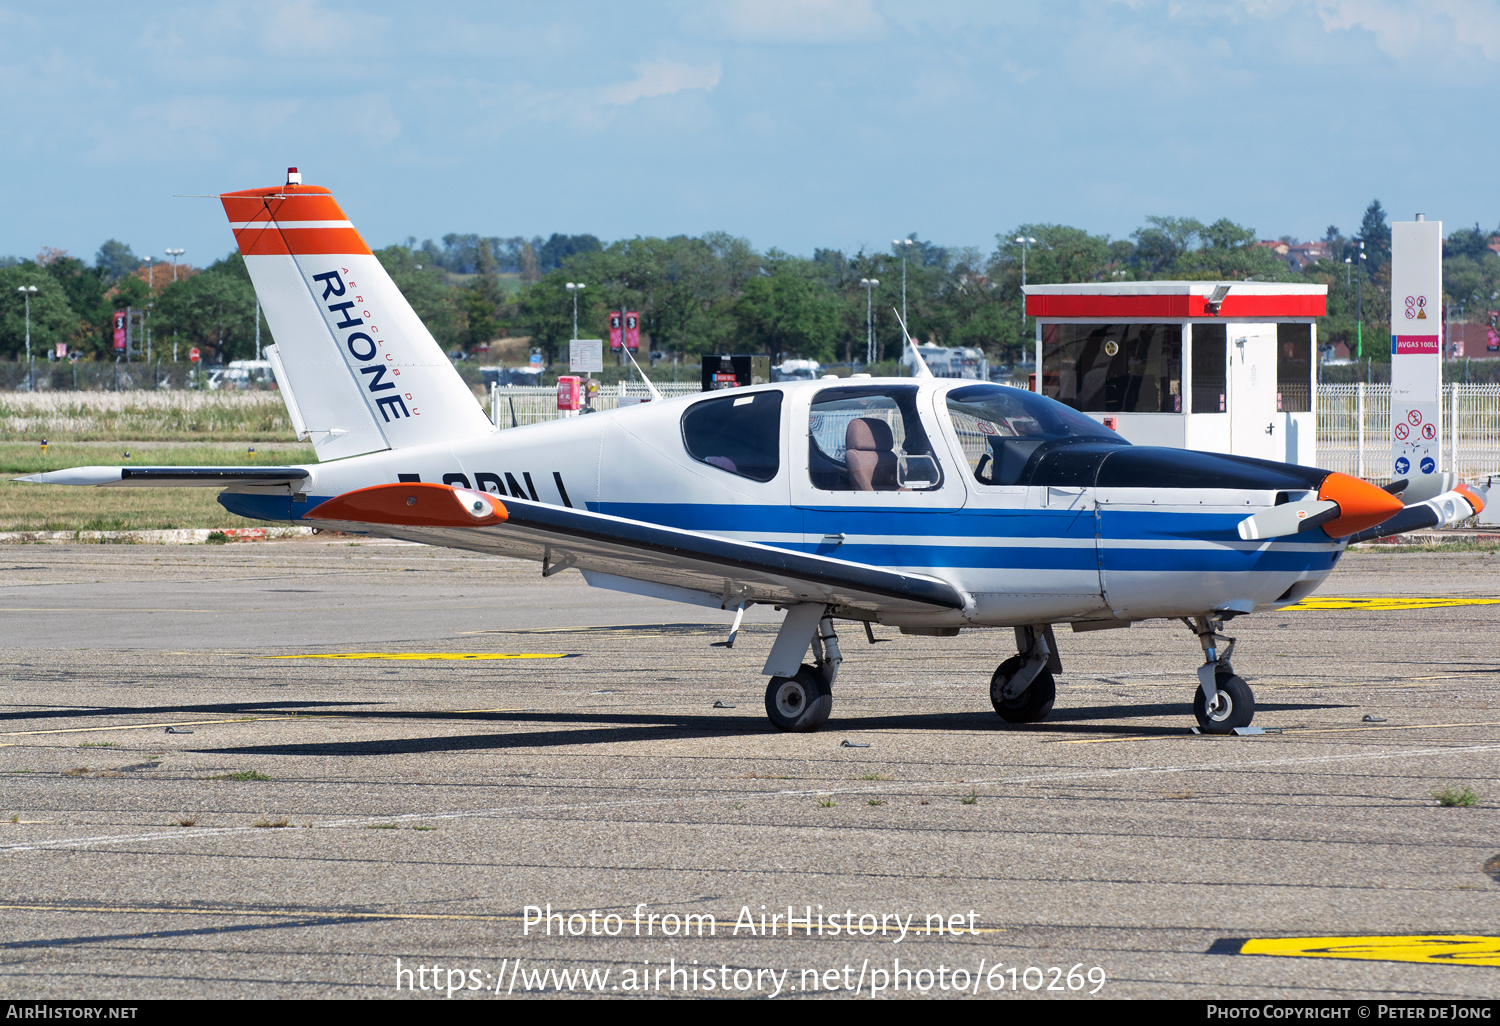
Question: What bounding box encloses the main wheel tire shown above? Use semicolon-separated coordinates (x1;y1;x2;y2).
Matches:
1193;670;1255;734
990;656;1056;724
765;664;833;733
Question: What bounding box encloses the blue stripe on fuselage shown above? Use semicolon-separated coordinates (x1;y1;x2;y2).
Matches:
595;501;1337;574
215;492;1337;577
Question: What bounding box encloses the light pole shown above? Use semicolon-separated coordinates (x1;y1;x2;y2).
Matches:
1015;235;1036;322
145;255;155;292
860;277;879;366
165;248;184;282
18;285;37;390
566;282;585;340
1354;239;1366;360
892;238;914;331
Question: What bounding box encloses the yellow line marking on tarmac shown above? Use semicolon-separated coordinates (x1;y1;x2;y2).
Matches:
1048;719;1500;745
0;903;1006;936
1284;596;1500;611
1236;935;1500;967
261;652;568;661
1279;720;1500;736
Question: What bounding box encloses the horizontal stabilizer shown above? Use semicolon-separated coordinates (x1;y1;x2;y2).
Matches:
17;466;309;488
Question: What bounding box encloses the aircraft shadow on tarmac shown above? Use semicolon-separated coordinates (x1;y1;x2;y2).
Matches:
190;700;1350;757
0;700;360;723
0;915;380;952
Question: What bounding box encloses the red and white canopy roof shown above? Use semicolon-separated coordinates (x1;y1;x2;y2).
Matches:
1024;281;1326;319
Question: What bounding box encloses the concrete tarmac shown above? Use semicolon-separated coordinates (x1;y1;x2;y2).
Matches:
1;540;1497;1000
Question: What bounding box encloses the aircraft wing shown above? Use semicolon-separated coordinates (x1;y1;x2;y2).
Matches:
304;482;967;619
16;466;310;487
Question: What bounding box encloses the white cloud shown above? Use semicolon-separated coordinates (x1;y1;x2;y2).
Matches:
1315;0;1500;61
260;0;385;58
692;0;886;44
602;59;722;105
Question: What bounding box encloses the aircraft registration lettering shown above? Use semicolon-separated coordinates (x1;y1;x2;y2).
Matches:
443;470;564;505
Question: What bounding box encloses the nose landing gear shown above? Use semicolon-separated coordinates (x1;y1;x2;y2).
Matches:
1185;615;1255;733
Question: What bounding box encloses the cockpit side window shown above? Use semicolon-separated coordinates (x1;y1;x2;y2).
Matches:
808;385;942;491
681;390;783;482
946;383;1125;485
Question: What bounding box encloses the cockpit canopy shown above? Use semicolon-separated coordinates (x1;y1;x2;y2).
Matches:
944;382;1126;486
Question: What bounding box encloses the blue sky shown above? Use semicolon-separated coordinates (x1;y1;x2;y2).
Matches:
3;0;1497;269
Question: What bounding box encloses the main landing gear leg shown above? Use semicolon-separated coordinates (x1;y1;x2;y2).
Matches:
991;625;1059;724
763;607;840;733
1185;615;1254;734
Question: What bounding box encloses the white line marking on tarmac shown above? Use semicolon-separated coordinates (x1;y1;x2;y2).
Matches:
2;742;1497;855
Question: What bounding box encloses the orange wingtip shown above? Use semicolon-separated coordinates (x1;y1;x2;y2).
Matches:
304;483;507;528
1317;472;1406;538
1455;483;1486;515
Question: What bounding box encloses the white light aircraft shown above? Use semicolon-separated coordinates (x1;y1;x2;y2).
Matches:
23;171;1489;735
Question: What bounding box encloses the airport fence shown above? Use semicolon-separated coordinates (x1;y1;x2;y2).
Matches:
5;381;1500;481
1316;383;1500;481
488;383;702;427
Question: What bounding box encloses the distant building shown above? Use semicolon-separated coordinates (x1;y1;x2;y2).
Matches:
1253;240;1330;272
1449;322;1500;359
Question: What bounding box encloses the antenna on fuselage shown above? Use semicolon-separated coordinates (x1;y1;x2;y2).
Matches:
891;307;932;378
622;345;663;402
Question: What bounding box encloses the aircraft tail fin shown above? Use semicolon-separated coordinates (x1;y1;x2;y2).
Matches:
221;169;494;460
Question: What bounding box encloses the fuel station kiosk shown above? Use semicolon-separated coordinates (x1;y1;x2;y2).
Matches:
1023;281;1327;466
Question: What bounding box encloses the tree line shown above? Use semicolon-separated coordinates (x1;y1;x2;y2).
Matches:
4;202;1498;368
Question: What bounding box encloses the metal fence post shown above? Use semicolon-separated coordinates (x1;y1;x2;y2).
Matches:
1356;383;1365;481
1450;381;1459;475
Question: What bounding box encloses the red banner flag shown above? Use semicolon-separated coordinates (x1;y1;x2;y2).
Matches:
113;312;126;351
625;311;640;351
608;312;623;352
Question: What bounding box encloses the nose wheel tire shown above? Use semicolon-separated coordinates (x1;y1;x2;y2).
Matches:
990;657;1056;724
1193;670;1255;734
765;664;833;733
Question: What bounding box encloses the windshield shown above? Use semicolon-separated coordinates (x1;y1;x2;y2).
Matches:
945;383;1126;486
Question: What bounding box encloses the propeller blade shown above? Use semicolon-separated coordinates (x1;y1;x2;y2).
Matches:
1237;499;1339;540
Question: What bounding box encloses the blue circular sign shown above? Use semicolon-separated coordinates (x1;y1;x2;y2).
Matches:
1394;457;1410;475
1420;457;1436;475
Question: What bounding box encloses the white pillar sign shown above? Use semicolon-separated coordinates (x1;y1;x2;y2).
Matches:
1389;219;1442;492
